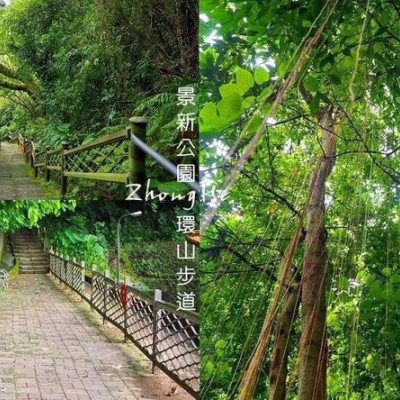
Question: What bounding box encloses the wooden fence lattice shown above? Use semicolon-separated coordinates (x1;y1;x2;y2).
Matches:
16;117;148;195
49;249;200;398
4;116;200;196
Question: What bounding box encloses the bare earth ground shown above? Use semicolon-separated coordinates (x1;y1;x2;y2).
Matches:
0;274;193;400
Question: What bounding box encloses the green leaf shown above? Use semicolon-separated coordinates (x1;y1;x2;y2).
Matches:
329;74;341;85
304;76;319;92
242;96;255;109
235;68;254;90
217;93;242;124
219;83;247;97
390;274;400;283
200;102;220;135
247;115;263;133
254;67;270;85
337;276;349;291
369;281;382;299
204;361;214;374
276;58;296;78
215;339;227;348
382;267;391;277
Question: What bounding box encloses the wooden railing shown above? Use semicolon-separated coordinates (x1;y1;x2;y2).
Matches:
49;248;200;398
6;116;200;196
19;117;148;195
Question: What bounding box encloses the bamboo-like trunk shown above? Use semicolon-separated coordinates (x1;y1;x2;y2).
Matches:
298;107;336;400
239;224;304;400
268;276;301;400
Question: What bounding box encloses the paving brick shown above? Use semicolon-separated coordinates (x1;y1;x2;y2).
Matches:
0;275;173;400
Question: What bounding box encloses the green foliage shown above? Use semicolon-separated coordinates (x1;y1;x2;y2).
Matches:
200;0;400;398
0;0;198;197
123;241;197;303
0;201;190;298
42;212;109;268
0;200;75;232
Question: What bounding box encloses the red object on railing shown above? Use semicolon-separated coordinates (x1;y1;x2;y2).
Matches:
120;282;126;309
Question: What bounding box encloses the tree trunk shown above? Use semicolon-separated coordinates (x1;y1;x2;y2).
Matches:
268;275;301;400
269;229;305;400
239;223;304;400
298;106;336;400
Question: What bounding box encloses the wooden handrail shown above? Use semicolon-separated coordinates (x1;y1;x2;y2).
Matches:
64;129;129;156
17;117;147;196
12;115;200;197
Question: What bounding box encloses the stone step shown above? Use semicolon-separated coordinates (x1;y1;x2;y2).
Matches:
19;269;49;274
17;255;48;259
13;247;44;251
12;241;43;246
20;264;49;268
10;229;49;275
14;245;43;248
14;249;47;253
20;261;49;266
18;259;49;264
12;245;43;250
14;251;49;258
12;238;40;242
14;252;46;257
14;250;43;254
20;263;49;268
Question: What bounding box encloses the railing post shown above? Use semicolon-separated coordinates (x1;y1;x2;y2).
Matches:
61;141;68;196
57;252;61;281
34;153;38;179
103;269;110;324
151;289;162;374
129;117;148;191
123;276;131;342
30;140;34;168
45;146;51;182
80;261;85;299
24;138;29;162
90;265;96;310
54;250;58;278
70;257;77;290
62;254;67;287
49;247;53;275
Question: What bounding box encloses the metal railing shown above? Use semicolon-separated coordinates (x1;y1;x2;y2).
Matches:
49;249;200;398
14;116;199;196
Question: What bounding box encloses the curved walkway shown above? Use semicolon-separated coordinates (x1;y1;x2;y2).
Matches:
0;143;55;199
0;274;189;400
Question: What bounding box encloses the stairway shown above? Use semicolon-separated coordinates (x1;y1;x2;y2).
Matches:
9;229;49;274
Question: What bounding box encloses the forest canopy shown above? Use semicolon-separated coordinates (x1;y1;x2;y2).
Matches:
200;0;400;399
0;0;197;159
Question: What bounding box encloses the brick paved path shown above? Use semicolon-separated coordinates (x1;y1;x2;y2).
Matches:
0;143;55;199
0;275;187;400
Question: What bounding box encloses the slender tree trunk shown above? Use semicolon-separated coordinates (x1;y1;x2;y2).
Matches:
298;106;336;400
239;223;304;400
268;274;301;400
